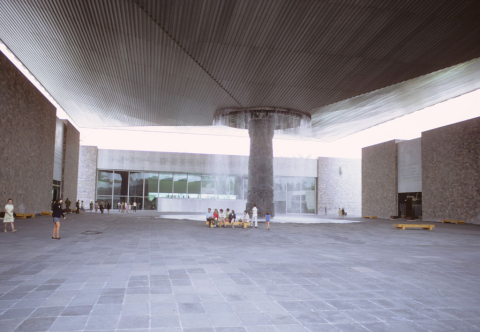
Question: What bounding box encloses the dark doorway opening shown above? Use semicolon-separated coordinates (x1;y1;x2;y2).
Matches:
398;192;422;220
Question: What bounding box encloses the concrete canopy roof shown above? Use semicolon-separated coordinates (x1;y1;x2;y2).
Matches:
1;0;480;141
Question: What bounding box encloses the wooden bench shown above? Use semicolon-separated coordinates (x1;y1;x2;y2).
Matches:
206;221;251;228
41;211;53;216
393;224;435;231
15;213;27;219
364;216;377;219
24;213;35;218
442;219;465;224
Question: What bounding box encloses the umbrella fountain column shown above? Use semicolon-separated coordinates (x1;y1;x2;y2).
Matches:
214;108;311;218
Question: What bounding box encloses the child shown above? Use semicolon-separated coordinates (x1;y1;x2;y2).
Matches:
241;210;249;228
265;210;271;230
219;209;226;228
213;209;219;227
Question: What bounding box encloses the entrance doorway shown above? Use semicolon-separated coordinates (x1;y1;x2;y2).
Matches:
398;192;422;219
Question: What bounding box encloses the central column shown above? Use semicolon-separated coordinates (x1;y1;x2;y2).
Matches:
246;112;276;218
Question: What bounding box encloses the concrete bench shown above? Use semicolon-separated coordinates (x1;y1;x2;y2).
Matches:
205;221;251;228
393;224;435;231
364;216;377;219
40;211;53;216
15;213;27;219
442;219;465;224
24;213;35;218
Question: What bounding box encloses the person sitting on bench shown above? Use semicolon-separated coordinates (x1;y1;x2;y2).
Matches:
213;209;219;227
229;210;236;228
206;208;214;227
219;209;226;228
241;210;249;228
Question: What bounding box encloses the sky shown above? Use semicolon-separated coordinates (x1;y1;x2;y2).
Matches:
2;41;479;159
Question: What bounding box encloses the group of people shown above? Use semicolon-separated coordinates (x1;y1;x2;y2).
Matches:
206;204;271;230
117;201;138;213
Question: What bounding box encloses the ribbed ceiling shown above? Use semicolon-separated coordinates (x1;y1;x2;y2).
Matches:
1;0;480;140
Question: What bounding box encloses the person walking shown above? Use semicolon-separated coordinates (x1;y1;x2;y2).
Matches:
99;201;105;214
121;201;125;213
251;204;258;228
125;202;129;213
338;208;342;218
95;201;99;213
106;202;111;214
52;198;65;239
133;201;137;212
75;200;80;214
265;210;271;230
3;198;16;233
341;208;345;218
81;201;85;213
118;201;121;212
65;198;71;214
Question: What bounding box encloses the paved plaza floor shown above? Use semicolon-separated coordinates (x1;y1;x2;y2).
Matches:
1;211;480;332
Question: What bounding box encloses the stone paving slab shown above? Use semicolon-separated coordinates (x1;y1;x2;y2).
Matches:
0;212;479;331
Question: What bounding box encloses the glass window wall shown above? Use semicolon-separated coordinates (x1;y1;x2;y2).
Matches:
201;175;215;199
187;174;201;198
97;171;113;196
129;172;144;197
173;174;188;198
97;170;316;214
159;173;173;198
113;171;129;196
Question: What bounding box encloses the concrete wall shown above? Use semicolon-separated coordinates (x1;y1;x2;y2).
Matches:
0;52;56;213
362;140;398;218
77;146;98;204
422;117;480;224
317;157;361;216
158;198;247;214
62;121;80;204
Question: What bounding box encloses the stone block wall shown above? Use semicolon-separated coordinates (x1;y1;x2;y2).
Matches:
62;121;80;204
317;157;361;216
422;117;480;224
77;146;98;204
0;52;56;213
362;140;398;218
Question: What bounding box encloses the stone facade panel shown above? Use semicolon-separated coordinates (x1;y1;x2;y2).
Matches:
62;122;80;204
0;52;56;213
77;145;98;205
422;117;480;224
362;140;398;218
317;157;361;216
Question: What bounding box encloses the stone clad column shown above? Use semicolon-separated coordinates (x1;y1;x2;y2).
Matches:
246;113;276;218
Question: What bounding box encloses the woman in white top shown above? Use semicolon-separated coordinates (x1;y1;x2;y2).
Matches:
219;209;226;228
4;198;17;232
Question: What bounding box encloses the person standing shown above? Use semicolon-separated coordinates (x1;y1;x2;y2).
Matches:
89;201;93;212
81;201;85;213
133;201;137;212
338;208;342;218
325;207;327;215
65;198;71;214
125;202;129;213
95;201;99;213
118;201;121;212
3;198;16;233
99;201;105;214
121;201;125;213
106;202;111;214
75;200;80;214
342;208;345;218
52;198;65;239
265;210;271;230
251;204;258;228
